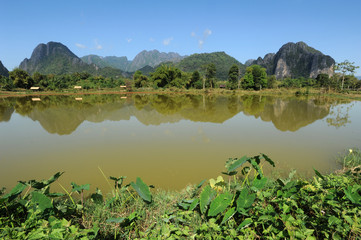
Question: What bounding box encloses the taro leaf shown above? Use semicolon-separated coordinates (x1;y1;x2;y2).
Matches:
250;159;263;178
261;153;275;167
344;186;361;204
237;188;256;211
196;179;206;189
189;199;199;211
178;200;192;210
21;172;64;190
237;218;252;230
222;171;238;176
71;182;90;193
227;156;249;173
200;185;216;214
31;191;52;212
1;182;26;202
106;217;126;224
208;192;233;217
90;188;104;204
313;168;325;180
131;177;152;203
252;177;267;191
221;207;236;225
192;180;206;197
277;178;285;187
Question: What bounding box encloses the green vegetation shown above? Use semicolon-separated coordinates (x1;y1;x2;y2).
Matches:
335;60;360;90
1;150;360;239
177;52;245;81
1;58;360;96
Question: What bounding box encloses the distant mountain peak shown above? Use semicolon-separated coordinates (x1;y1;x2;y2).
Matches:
253;41;335;78
0;60;9;77
19;41;124;77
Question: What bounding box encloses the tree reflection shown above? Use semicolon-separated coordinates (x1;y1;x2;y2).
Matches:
0;94;354;134
326;103;352;128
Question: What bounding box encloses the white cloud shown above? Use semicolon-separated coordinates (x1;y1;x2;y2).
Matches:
204;29;212;37
163;37;173;46
191;28;213;49
149;37;155;42
94;39;103;50
127;38;132;43
75;43;86;49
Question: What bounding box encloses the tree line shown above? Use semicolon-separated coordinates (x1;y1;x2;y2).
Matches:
0;60;359;92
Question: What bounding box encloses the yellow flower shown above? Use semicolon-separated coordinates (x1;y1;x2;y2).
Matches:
349;149;353;154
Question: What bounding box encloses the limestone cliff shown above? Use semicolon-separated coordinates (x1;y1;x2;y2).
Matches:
252;42;335;79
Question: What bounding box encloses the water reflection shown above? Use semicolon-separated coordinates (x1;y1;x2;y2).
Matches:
0;94;352;135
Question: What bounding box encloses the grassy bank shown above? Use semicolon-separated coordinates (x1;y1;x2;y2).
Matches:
1;150;361;239
1;87;361;101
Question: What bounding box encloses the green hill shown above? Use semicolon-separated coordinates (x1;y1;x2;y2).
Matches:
177;52;245;81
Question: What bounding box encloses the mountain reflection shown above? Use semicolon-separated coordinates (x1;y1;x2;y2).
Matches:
0;94;350;135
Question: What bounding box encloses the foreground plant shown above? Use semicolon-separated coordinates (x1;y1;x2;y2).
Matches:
1;151;360;239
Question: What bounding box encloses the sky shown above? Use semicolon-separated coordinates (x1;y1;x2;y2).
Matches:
1;0;361;75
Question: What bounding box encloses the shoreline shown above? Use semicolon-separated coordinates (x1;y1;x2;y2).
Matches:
1;88;361;100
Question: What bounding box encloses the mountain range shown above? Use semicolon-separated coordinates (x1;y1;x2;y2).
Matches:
82;50;184;72
0;41;336;80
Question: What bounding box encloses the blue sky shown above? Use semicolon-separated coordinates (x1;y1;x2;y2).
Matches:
1;0;361;74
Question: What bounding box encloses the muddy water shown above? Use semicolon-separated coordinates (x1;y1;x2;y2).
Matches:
0;94;360;192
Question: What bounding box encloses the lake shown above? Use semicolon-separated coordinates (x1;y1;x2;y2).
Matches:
0;93;360;192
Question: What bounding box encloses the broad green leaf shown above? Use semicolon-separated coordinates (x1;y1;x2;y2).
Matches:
221;207;236;225
199;185;216;214
21;172;64;190
131;177;152;203
31;191;52;212
227;156;249;173
106;217;126;224
261;153;275;167
250;159;263;178
189;199;199;211
328;216;342;226
1;182;26;202
252;177;267;191
344;186;361;204
71;182;90;193
237;188;255;211
90;188;104;204
208;192;233;217
237;218;252;230
196;179;206;189
313;168;325;180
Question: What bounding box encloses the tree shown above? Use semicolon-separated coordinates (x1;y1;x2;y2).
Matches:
267;75;277;89
241;65;267;90
133;70;149;88
227;64;239;90
151;65;183;88
9;68;33;89
187;71;201;89
316;73;330;88
335;60;360;90
241;71;254;90
205;63;216;88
